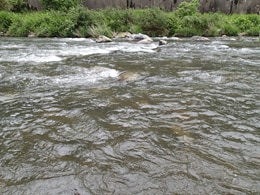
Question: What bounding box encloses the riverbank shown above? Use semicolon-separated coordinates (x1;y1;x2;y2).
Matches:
0;6;259;38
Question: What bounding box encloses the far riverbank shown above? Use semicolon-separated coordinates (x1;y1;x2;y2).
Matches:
0;4;259;38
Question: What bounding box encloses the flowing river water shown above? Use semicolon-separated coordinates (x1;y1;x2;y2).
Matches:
0;37;259;194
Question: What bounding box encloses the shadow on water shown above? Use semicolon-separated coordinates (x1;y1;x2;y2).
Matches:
0;37;260;194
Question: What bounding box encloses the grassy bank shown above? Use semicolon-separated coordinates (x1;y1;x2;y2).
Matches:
0;2;259;38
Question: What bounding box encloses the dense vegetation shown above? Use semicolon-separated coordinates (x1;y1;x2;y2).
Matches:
0;0;259;37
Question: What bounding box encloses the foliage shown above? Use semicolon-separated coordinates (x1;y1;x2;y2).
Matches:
0;0;11;11
102;8;133;33
175;14;204;36
0;0;260;38
87;24;113;38
0;11;15;32
4;11;75;37
35;12;75;37
7;16;29;36
231;14;260;36
67;6;94;28
133;7;169;36
128;24;143;34
169;0;201;36
221;22;240;36
40;0;81;11
0;0;28;12
175;0;200;18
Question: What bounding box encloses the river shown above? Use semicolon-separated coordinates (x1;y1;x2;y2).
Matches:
0;36;259;194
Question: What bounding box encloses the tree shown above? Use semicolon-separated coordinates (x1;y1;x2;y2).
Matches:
0;0;28;12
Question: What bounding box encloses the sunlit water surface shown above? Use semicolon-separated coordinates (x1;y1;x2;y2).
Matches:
0;37;259;194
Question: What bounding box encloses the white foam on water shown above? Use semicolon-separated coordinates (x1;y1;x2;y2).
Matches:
58;46;112;56
61;38;95;42
51;66;119;86
117;42;158;53
0;47;62;63
2;65;120;90
20;53;62;63
0;94;17;103
178;70;223;84
0;38;158;64
56;40;158;56
239;47;258;54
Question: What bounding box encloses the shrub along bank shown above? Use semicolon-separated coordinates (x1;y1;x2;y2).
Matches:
0;0;259;38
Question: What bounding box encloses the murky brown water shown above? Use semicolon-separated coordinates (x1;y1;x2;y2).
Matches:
0;37;260;194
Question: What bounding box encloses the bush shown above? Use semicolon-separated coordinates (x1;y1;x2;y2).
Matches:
221;22;240;36
175;0;199;18
40;0;80;11
175;13;222;37
66;6;95;37
5;11;75;37
0;0;28;12
247;26;260;36
128;24;143;34
175;14;204;36
166;13;180;36
87;24;113;38
7;15;28;36
200;13;223;36
35;12;75;37
0;0;11;11
9;0;28;12
101;8;131;32
168;0;201;37
67;6;94;28
232;14;260;35
0;11;15;32
132;7;169;36
1;0;260;38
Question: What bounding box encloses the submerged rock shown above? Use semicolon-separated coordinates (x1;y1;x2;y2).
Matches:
159;40;167;46
171;125;194;145
117;71;140;82
129;33;153;43
96;35;112;43
129;33;150;40
137;37;153;44
28;32;36;38
238;32;248;37
236;32;248;41
190;36;209;41
114;32;132;38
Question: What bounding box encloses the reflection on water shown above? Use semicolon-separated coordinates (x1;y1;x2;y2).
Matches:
0;37;260;194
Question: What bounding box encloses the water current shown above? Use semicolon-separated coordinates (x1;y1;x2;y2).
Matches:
0;37;260;194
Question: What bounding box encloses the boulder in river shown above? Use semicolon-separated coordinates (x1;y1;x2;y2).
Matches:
117;71;140;82
96;35;112;43
159;40;168;46
28;32;36;38
129;33;153;43
190;36;209;41
137;38;153;44
171;125;194;145
114;32;132;38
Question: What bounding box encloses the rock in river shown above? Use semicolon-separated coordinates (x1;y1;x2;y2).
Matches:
190;36;209;41
129;33;153;43
96;35;112;43
159;40;168;46
118;71;140;82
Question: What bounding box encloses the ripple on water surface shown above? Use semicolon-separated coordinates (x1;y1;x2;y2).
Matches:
0;37;260;194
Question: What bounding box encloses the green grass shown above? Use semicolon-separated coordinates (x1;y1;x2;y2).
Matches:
0;3;259;38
